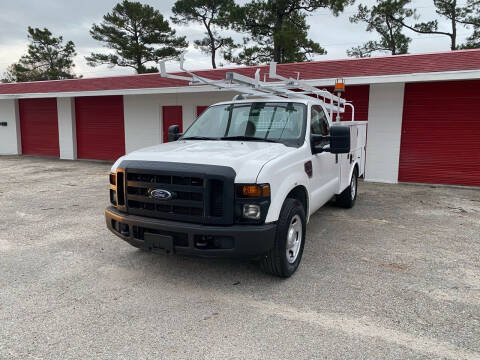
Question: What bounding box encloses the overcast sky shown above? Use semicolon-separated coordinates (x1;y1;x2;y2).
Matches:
0;0;474;78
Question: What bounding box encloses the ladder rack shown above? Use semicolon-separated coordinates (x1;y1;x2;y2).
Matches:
159;55;354;121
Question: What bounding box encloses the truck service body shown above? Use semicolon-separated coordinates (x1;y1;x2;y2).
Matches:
106;61;367;277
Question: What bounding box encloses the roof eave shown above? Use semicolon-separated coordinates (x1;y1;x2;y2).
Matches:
1;69;480;99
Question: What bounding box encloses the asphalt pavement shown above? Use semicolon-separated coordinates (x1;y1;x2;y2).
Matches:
1;156;479;359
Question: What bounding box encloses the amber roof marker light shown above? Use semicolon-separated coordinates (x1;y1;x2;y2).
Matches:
334;78;346;122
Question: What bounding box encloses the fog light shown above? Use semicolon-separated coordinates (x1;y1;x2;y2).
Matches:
243;204;261;219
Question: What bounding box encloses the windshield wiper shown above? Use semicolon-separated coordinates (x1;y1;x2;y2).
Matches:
181;136;219;140
220;136;279;143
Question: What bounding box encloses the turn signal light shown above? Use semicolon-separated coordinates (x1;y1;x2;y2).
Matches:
237;184;270;198
109;173;116;185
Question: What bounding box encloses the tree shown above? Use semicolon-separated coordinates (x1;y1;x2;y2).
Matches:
459;0;480;48
3;27;78;82
227;0;353;65
348;0;412;57
87;0;188;74
171;0;237;68
462;27;480;48
390;0;480;50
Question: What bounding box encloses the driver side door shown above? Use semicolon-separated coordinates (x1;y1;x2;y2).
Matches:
309;105;339;212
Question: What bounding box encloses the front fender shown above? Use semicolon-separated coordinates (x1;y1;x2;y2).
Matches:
256;145;311;223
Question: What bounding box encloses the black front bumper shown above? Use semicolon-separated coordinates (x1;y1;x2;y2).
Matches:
105;206;276;258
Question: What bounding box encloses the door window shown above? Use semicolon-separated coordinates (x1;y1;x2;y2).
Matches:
311;105;330;146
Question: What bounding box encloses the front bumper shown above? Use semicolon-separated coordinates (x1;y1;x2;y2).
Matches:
105;206;276;258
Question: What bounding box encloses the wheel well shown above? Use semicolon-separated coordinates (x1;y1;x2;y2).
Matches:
286;186;308;215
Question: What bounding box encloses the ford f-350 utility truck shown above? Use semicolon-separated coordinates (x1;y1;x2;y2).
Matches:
105;61;367;277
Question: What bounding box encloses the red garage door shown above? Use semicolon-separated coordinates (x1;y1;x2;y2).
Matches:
19;98;59;157
162;106;182;142
399;80;480;187
75;96;125;161
197;106;208;117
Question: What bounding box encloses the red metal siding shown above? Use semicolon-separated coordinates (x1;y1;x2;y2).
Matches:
162;106;183;142
325;85;369;121
399;80;480;186
75;96;125;161
19;98;59;157
197;106;208;117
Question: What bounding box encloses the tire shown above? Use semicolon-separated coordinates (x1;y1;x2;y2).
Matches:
336;167;358;208
260;198;306;278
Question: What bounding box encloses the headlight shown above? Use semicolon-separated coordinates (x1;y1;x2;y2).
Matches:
243;204;261;219
235;183;271;224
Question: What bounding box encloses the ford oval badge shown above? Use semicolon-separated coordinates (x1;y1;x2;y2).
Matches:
150;189;172;200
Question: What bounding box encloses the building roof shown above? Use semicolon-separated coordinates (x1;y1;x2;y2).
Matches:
1;49;480;96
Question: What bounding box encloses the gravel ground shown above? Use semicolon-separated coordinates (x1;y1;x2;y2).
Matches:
0;156;479;360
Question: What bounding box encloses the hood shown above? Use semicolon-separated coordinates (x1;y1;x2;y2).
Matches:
113;140;294;183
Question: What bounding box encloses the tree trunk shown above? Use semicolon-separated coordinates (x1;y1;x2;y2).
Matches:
203;18;217;69
273;10;283;62
211;43;216;69
451;1;457;50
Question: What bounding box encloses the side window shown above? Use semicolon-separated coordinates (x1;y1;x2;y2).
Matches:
311;105;330;146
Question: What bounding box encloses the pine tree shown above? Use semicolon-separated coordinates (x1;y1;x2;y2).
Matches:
171;0;237;68
87;0;188;73
348;0;412;57
3;27;78;82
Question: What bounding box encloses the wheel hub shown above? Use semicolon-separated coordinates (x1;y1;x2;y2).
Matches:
286;214;302;264
351;174;357;200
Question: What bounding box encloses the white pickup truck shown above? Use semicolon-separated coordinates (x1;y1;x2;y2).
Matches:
106;64;367;277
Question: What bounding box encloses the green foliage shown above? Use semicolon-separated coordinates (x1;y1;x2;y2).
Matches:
348;0;412;57
3;27;78;82
171;0;237;68
227;0;353;65
390;0;480;50
87;0;188;73
459;0;480;49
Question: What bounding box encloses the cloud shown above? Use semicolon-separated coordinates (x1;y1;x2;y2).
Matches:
0;0;473;78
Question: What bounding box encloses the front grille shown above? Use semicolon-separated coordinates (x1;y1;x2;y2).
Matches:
117;161;235;225
127;172;205;218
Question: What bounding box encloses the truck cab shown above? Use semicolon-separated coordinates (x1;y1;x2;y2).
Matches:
106;96;366;277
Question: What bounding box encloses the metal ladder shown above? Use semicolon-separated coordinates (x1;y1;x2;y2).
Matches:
159;55;354;122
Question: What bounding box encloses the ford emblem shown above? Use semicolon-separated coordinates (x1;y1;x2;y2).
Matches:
149;189;173;200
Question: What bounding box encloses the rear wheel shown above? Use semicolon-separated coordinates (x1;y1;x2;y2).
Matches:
260;198;306;278
336;168;358;208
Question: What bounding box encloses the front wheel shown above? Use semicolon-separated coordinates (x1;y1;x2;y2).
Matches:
260;198;306;278
336;168;358;208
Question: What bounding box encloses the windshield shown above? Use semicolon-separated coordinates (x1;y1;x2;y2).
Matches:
182;102;306;146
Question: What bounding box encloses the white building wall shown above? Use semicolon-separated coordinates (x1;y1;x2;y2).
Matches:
123;91;234;154
57;98;77;160
365;83;405;183
0;99;21;155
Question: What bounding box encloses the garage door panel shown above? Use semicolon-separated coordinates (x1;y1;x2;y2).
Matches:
75;96;125;161
162;106;182;143
399;80;480;186
19;98;59;157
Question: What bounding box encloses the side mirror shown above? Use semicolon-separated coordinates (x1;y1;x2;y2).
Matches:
167;124;182;142
310;125;350;154
329;125;350;154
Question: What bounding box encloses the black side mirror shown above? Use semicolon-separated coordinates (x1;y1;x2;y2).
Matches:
329;125;350;154
167;124;182;142
311;125;350;154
